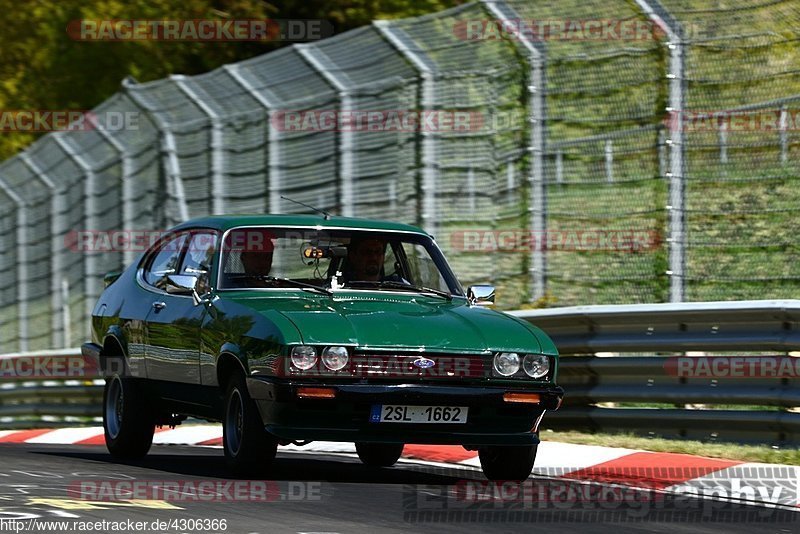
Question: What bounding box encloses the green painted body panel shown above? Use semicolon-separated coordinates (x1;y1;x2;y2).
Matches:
171;214;429;236
221;291;547;354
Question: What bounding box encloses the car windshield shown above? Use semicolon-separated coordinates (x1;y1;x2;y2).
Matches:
217;227;463;296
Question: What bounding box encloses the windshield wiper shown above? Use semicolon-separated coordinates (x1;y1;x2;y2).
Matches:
226;275;332;296
345;280;452;300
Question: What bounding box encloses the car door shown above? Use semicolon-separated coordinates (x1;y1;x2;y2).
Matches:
142;230;212;385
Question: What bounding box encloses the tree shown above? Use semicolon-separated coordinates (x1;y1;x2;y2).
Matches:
0;0;462;160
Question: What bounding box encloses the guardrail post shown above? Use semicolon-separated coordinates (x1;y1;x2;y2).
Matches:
481;0;548;300
296;45;355;217
374;20;439;239
21;154;65;348
0;179;27;351
174;76;227;216
634;0;686;302
223;64;283;214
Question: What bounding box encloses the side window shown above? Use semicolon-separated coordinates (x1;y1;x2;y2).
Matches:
145;233;188;289
180;232;218;294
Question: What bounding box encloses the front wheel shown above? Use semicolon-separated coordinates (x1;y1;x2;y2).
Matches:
103;374;155;459
355;442;405;467
478;444;538;481
223;374;277;476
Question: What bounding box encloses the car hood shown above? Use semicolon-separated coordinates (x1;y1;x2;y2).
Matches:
223;291;555;354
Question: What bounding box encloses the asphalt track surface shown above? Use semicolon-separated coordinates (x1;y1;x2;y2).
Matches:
0;444;796;533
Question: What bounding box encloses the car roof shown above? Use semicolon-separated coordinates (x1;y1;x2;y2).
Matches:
171;214;429;236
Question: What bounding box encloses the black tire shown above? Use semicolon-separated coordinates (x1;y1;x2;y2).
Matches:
223;374;277;476
103;372;155;459
478;444;538;481
355;442;405;467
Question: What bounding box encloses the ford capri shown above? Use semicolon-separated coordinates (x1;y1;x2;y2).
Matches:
82;215;563;480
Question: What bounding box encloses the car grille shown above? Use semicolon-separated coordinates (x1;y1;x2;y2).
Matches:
348;352;487;381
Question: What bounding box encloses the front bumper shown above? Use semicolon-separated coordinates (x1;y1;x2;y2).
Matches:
248;378;564;446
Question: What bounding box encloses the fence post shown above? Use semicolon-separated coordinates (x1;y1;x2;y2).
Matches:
374;20;439;238
605;139;614;182
91;120;136;267
780;104;788;164
0;178;27;351
634;0;686;303
482;0;547;300
296;44;355;217
173;76;227;216
160;129;190;222
506;161;516;204
718;116;728;164
20;154;65;348
467;166;476;215
122;79;189;223
223;64;283;214
555;150;564;185
61;278;71;350
389;179;397;219
53;134;99;340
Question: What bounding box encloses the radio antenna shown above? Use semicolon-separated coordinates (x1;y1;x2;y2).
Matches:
280;195;331;220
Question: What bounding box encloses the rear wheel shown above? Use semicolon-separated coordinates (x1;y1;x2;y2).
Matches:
355;442;405;467
478;444;537;481
223;374;277;476
103;372;155;459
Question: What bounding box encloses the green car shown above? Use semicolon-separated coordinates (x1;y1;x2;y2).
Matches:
82;215;563;480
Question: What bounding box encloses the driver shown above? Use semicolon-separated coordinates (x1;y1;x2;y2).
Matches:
344;236;409;285
345;237;386;282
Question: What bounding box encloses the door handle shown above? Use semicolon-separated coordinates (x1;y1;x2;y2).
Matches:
152;301;166;310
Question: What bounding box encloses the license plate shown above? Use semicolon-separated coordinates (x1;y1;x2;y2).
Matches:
369;405;468;424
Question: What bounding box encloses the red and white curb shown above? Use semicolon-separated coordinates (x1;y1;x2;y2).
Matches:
2;426;798;509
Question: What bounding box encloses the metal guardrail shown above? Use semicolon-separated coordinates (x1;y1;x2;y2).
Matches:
513;300;800;445
3;300;800;444
0;348;103;427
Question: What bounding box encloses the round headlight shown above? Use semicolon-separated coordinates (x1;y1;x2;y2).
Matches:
493;352;520;377
523;354;550;379
322;346;349;371
291;345;317;370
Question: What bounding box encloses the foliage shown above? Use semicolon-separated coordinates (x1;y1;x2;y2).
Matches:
0;0;464;159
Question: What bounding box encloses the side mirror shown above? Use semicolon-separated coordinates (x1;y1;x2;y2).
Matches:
467;285;495;307
165;274;199;295
104;271;122;288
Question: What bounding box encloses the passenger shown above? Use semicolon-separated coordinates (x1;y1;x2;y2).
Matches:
224;228;275;287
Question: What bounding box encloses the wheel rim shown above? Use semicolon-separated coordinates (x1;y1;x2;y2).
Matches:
105;376;123;439
225;388;244;456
